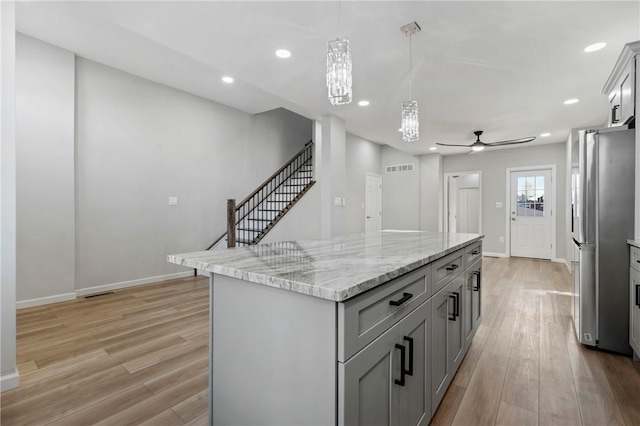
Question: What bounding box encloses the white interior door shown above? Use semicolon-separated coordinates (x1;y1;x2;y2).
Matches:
365;173;382;233
510;169;553;259
457;188;480;233
448;177;457;233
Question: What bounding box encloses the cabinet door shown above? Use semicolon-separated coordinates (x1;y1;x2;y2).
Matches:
619;59;635;125
340;301;430;426
391;306;431;426
448;276;465;372
631;268;640;355
471;262;482;333
463;270;474;348
431;287;450;412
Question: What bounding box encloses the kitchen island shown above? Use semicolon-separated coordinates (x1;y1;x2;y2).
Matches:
168;231;483;426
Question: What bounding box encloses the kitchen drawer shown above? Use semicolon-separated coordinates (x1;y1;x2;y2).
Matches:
432;249;465;295
464;242;482;266
631;245;640;273
338;264;431;362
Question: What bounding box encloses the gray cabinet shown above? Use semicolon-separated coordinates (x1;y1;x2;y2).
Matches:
431;274;465;413
339;300;431;426
464;260;482;349
630;245;640;357
603;42;640;127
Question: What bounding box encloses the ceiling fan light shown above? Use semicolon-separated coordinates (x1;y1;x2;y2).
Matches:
401;100;419;142
471;145;485;152
326;38;352;106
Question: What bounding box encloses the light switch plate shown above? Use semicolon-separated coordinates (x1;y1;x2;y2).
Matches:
496;202;503;208
169;197;178;206
334;197;342;206
499;236;505;243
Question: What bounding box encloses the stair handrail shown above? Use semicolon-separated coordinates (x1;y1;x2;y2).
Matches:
236;141;312;208
206;141;313;250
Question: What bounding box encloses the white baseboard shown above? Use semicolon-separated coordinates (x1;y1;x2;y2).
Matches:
16;292;76;309
0;371;20;392
16;271;196;309
482;252;508;258
553;257;571;272
75;271;195;297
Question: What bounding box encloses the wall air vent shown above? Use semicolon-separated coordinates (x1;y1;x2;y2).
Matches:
385;163;415;174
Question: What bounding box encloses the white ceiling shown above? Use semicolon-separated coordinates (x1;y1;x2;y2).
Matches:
16;1;640;155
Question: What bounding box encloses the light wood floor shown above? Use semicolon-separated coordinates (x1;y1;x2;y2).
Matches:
1;257;639;425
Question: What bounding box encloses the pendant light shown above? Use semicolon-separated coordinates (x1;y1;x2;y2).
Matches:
327;1;352;105
400;21;421;142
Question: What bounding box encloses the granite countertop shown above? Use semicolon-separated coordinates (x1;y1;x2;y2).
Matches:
628;239;640;248
168;231;483;302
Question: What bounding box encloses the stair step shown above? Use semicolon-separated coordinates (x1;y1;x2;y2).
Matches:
247;218;272;222
258;209;284;212
237;228;261;232
236;239;255;244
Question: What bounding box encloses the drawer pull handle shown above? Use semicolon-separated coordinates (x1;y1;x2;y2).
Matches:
394;343;406;386
448;294;457;321
470;250;480;255
445;264;459;271
403;336;414;376
636;285;640;307
389;292;413;307
636;259;640;263
453;292;460;318
472;270;481;291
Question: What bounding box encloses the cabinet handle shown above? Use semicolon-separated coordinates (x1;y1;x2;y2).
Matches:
470;250;480;255
389;292;413;307
403;336;414;376
472;270;481;291
612;105;620;123
446;264;459;271
636;284;640;307
448;294;457;321
453;292;460;318
394;343;406;386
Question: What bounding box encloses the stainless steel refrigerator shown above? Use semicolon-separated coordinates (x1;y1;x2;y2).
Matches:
571;125;635;355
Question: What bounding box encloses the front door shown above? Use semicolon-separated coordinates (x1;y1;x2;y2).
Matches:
365;173;382;233
510;169;553;259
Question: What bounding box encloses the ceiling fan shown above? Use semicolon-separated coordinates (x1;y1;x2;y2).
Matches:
436;131;536;152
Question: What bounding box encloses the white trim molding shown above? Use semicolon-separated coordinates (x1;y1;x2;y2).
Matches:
0;371;20;392
75;271;194;297
16;271;196;309
16;292;76;309
553;257;571;272
483;252;508;258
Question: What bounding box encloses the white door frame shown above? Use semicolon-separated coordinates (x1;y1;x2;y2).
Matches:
505;165;557;259
443;171;482;234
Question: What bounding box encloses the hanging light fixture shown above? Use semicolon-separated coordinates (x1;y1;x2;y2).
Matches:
400;21;421;142
326;1;352;105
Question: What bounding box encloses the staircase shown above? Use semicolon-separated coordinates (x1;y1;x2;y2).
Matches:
208;142;315;249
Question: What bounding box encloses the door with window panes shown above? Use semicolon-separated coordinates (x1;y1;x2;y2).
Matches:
510;170;553;259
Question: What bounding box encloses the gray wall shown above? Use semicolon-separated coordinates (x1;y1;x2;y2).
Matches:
345;134;381;234
16;34;76;302
443;142;567;260
418;154;442;232
1;1;18;390
381;146;420;230
74;57;311;291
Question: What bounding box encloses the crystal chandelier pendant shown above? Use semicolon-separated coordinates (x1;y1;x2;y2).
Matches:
326;38;352;106
401;100;419;142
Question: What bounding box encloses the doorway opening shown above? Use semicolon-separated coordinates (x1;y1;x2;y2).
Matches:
443;171;482;234
507;165;556;260
365;173;382;233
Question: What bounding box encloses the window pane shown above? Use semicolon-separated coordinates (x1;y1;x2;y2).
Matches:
518;177;526;190
526;176;535;190
536;176;544;189
536;190;544;203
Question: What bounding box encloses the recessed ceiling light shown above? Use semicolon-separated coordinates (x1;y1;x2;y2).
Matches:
222;76;234;84
275;49;291;59
358;100;370;107
584;42;606;53
429;147;437;151
540;132;551;137
564;98;579;105
471;146;485;152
